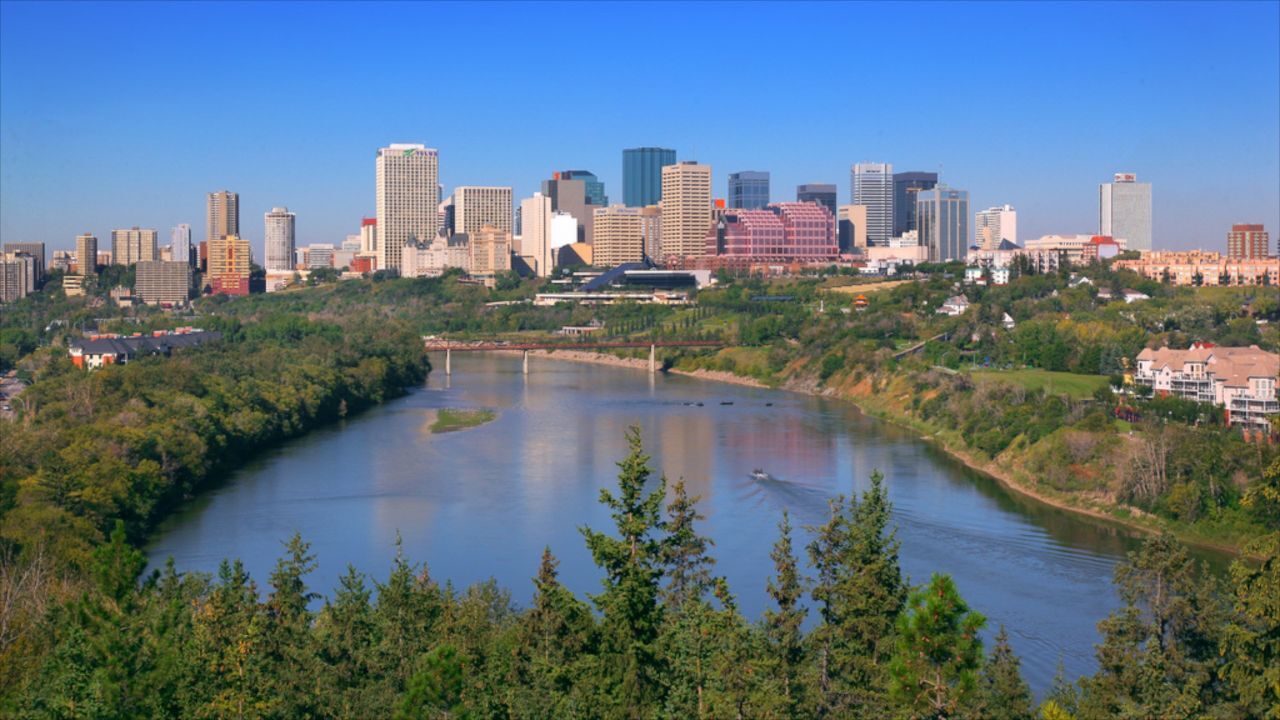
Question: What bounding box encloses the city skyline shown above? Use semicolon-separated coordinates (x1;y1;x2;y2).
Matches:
1;2;1277;261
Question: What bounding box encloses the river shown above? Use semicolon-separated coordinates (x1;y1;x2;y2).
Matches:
147;352;1218;694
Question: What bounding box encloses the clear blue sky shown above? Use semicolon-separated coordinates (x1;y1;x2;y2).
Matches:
2;1;1277;259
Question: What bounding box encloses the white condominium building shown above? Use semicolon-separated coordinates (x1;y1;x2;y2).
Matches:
263;207;296;272
376;143;439;272
974;205;1017;250
519;193;554;277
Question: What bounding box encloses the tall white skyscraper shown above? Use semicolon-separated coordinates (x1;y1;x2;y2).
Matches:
170;224;192;266
974;205;1017;249
264;207;296;272
519;192;553;277
376;143;439;271
1100;172;1152;252
852;162;894;245
454;186;513;236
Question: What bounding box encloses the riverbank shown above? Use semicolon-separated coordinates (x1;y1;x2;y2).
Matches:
530;349;1248;559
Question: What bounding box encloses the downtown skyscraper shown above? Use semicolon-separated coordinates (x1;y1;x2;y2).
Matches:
659;161;712;259
623;147;675;207
263;207;296;272
918;184;970;262
206;190;239;245
376;143;439;271
728;171;770;210
892;171;938;237
852;163;893;245
454;186;513;236
1099;172;1152;252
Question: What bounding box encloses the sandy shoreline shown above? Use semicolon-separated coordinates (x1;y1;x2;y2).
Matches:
496;348;1244;558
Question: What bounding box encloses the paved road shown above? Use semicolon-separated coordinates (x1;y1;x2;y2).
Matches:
0;375;27;421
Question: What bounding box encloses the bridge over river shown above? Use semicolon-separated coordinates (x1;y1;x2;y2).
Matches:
423;338;725;374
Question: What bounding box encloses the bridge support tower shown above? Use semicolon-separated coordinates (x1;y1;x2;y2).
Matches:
649;344;656;374
523;350;530;375
445;348;452;375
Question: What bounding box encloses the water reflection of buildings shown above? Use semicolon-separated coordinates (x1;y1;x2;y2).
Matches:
719;412;837;484
655;413;716;500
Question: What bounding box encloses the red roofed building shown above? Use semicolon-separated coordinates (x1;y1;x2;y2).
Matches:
1082;235;1121;263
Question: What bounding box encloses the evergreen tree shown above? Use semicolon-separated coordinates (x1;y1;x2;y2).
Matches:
261;533;322;717
1077;533;1228;718
186;558;273;718
661;479;715;608
888;573;986;719
314;564;380;717
806;470;907;715
580;426;669;718
370;533;445;709
762;510;807;717
396;644;470;720
976;626;1034;720
511;547;597;717
1219;532;1280;718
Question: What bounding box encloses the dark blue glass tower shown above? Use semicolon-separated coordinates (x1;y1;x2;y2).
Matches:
623;147;676;207
728;171;770;209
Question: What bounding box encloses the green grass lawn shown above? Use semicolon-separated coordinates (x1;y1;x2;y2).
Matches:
968;368;1110;400
430;408;496;433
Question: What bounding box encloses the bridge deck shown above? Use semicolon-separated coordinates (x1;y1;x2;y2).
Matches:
424;340;724;352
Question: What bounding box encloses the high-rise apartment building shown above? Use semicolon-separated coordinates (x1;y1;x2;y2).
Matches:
837;205;868;251
1226;223;1270;259
454;186;513;236
264;207;296;272
519;193;554;277
1099;172;1152;252
852;163;894;245
796;184;837;216
593;205;645;266
660;161;713;259
974;205;1017;250
728;171;770;210
917;184;970;262
0;252;38;303
206;190;240;245
3;242;46;286
135;260;192;305
170;225;192;267
75;233;98;275
111;227;158;265
468;225;512;277
208;234;252;295
623;147;676;207
376;143;439;272
892;171;938;237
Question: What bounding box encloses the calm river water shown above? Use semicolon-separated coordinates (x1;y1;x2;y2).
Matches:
148;353;1221;694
